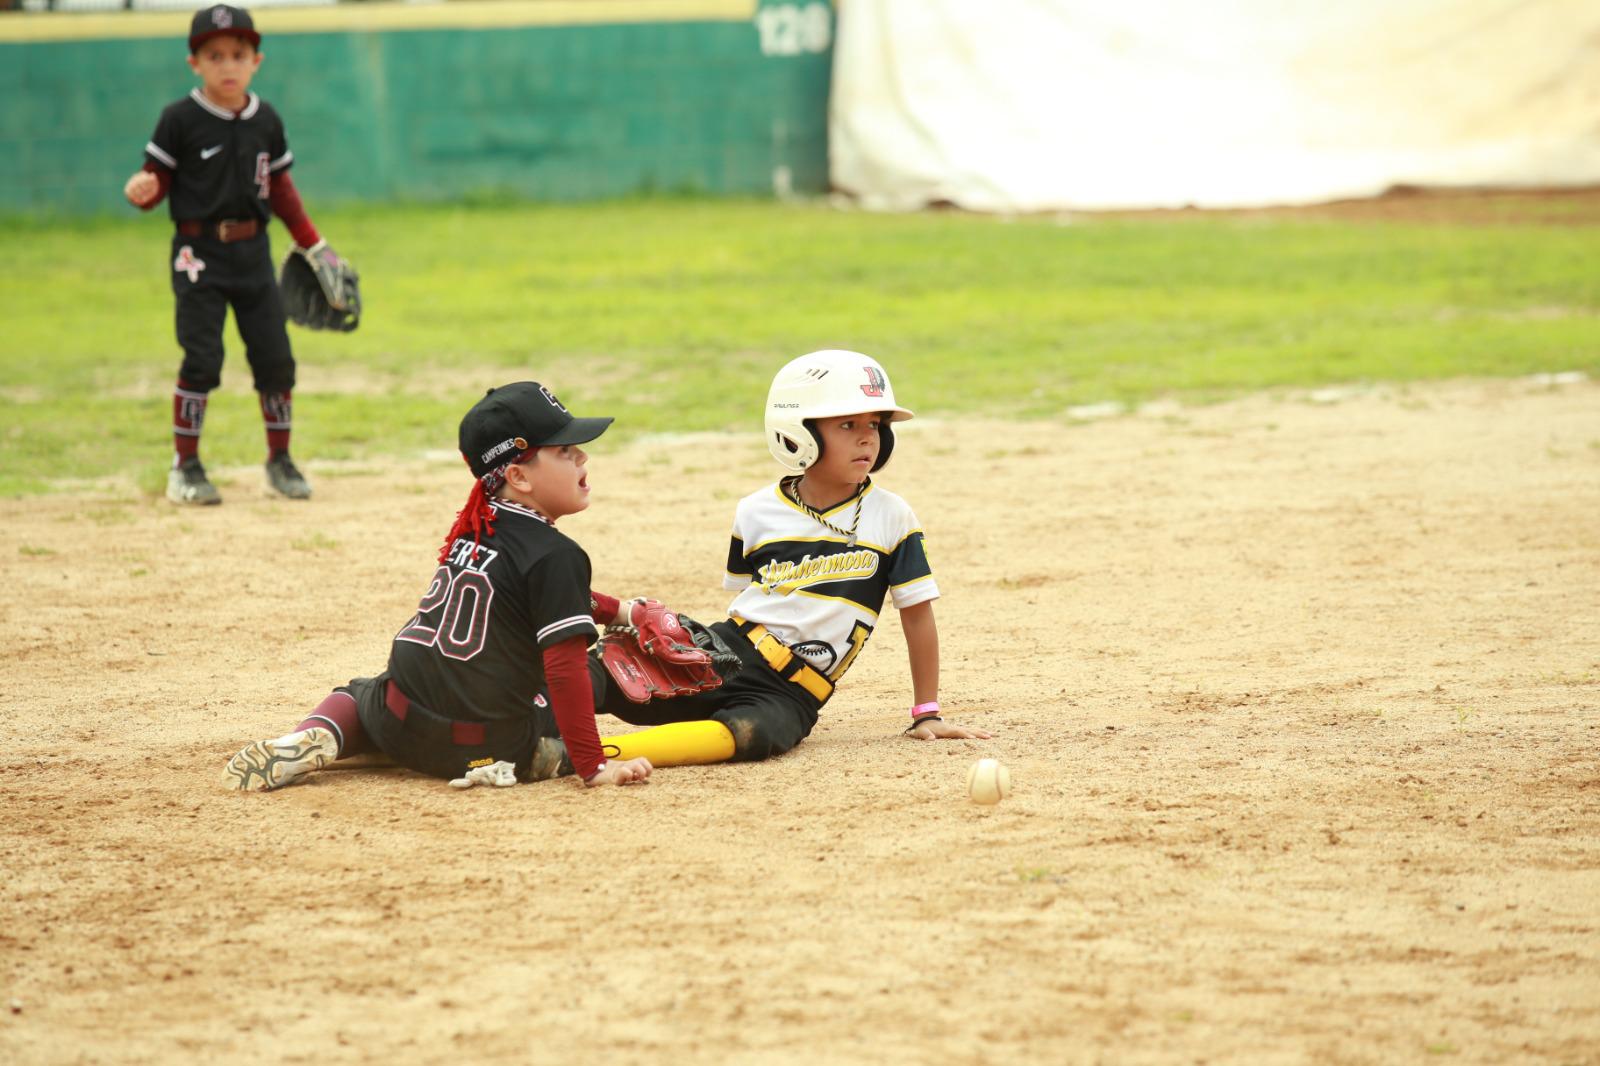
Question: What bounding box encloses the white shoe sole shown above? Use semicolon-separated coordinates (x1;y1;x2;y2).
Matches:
167;473;221;506
221;727;337;791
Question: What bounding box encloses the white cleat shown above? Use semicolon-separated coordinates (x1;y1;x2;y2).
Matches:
221;727;337;791
167;456;222;505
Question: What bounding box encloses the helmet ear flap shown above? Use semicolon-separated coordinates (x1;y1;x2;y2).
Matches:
768;425;819;470
774;433;797;456
871;421;895;472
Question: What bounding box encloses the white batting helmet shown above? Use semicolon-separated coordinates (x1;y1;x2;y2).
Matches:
764;349;915;473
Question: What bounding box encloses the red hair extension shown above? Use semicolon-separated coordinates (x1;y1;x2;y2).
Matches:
438;446;537;564
438;478;498;564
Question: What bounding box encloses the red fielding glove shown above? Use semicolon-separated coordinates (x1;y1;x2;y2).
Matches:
630;600;713;666
598;636;722;703
596;602;739;704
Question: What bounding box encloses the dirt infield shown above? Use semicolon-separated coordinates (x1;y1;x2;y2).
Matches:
2;377;1597;1064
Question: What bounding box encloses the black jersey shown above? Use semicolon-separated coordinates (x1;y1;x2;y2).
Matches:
388;501;599;723
144;89;292;224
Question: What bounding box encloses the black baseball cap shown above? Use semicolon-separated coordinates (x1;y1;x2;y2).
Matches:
459;382;613;478
189;5;260;52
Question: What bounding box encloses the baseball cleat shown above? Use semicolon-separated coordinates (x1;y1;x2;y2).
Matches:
527;736;573;781
264;452;312;499
221;727;337;791
167;456;222;505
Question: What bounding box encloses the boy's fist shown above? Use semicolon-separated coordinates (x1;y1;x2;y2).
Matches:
124;171;159;207
584;757;653;787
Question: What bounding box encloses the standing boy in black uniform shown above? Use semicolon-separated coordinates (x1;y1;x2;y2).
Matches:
220;382;656;792
123;5;350;505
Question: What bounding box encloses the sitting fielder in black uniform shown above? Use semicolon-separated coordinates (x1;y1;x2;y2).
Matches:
124;5;352;506
220;382;662;791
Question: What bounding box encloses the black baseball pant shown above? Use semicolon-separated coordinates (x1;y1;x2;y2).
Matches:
169;232;295;394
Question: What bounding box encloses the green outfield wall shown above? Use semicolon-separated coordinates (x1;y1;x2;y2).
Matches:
0;0;834;215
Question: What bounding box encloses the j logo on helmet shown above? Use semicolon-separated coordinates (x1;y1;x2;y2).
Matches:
860;367;886;397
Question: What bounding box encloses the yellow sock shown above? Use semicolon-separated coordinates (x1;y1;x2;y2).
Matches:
602;720;735;766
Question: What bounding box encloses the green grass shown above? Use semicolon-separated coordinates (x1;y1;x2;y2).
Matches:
2;197;1597;496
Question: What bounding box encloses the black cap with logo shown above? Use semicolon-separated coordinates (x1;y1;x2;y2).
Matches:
189;5;261;53
459;382;613;478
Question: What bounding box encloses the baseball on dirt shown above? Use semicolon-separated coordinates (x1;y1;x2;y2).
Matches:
966;758;1010;805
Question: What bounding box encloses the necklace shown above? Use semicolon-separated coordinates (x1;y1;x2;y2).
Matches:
785;477;865;546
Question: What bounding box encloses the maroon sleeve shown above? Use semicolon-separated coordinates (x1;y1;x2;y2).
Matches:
134;161;171;211
268;169;321;249
589;590;623;625
542;635;606;780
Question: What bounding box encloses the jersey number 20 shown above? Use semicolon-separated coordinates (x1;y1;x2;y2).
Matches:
395;565;494;660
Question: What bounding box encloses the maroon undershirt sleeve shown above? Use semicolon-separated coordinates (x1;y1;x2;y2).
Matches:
589;590;623;625
542;635;606;780
268;170;321;249
136;162;171;211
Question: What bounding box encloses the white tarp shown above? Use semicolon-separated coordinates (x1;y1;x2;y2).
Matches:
830;0;1600;211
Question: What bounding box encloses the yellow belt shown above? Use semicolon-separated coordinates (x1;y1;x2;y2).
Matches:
732;618;834;702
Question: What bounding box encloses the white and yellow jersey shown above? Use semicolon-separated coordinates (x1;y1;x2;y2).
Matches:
723;480;938;684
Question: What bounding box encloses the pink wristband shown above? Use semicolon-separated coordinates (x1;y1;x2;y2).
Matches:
911;701;941;719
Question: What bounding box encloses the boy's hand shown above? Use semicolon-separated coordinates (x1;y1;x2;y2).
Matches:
584;756;653;787
124;171;159;207
904;717;993;741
